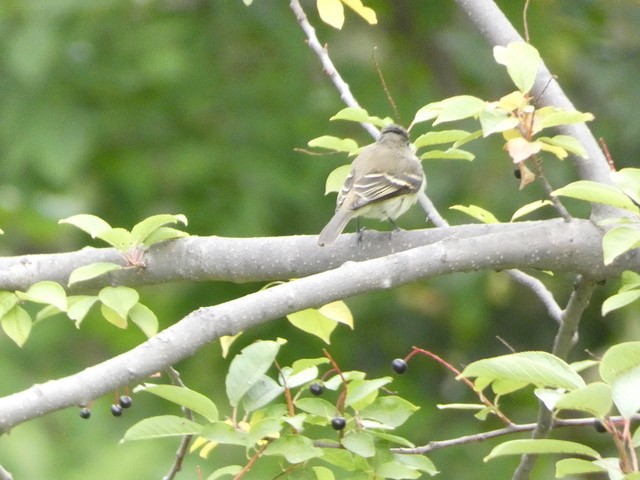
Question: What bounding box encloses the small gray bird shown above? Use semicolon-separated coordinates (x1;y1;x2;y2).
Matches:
318;124;426;246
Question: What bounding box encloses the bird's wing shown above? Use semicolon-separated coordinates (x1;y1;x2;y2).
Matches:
349;170;424;210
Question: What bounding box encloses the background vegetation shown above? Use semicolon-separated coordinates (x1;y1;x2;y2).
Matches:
1;0;639;478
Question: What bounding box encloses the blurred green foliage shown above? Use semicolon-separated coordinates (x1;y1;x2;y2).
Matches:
0;0;639;478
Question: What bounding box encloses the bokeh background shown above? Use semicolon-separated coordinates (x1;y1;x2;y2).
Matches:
1;0;639;478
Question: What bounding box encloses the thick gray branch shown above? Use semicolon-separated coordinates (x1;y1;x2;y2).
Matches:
454;0;616;219
0;219;630;293
0;219;629;433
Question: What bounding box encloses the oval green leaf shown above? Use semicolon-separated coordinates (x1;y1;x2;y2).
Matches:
98;286;139;319
225;340;281;407
17;281;67;312
136;384;218;422
308;135;359;153
68;262;123;286
122;415;202;442
1;305;32;347
484;439;600;462
602;226;640;265
128;303;158;338
493;42;541;93
553;181;640;212
59;214;111;238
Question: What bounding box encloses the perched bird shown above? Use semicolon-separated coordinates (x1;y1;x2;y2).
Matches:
318;124;426;246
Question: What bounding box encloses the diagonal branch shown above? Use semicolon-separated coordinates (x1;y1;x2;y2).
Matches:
0;221;613;433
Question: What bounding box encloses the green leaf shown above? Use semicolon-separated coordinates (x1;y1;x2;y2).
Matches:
248;417;283;445
460;351;586;391
311;466;335;480
368;431;415;448
287;308;338;344
621;270;640;292
279;365;320;389
35;304;62;322
420;148;475;161
360;396;419;428
294;397;337;418
602;290;640;316
538;135;587;159
329;107;390;127
602;226;640;265
341;0;377;25
220;333;242;359
556;458;606;478
375;462;421;479
1;305;32;347
241;375;284;412
136;384;218;422
413;130;471;148
394;453;439;476
511;200;553;221
317;0;344;29
450;204;499;224
96;227;133;252
346;377;392;409
225;340;281;407
101;304;127;328
325;164;351;195
553;180;640;212
533;107;594;132
0;291;18;318
289;357;330;375
142;227;189;248
493;42;541;93
433;95;486;125
611;168;640;205
98;286;139;319
484;439;600;462
121;415;203;442
17;281;68;312
554;382;612;419
129;303;158;338
264;434;324;463
67;295;99;327
59;214;111;238
342;431;375;458
308;135;359;153
207;465;243;480
412;101;442;125
600;342;640;417
479;107;520;136
130;214;188;246
318;301;353;328
201;421;249;446
68;262;123;286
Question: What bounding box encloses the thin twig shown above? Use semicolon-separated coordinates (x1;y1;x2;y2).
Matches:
531;155;572;222
505;269;562;322
289;0;379;139
372;47;401;122
233;443;270;480
522;0;531;43
512;276;598;480
163;366;195;480
391;415;640;455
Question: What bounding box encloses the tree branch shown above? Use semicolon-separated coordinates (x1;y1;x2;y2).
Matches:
0;220;618;433
453;0;616;220
0;219;624;293
511;275;598;480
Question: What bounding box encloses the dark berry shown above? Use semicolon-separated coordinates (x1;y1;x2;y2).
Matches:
593;420;606;433
514;168;521;179
331;416;346;431
391;358;408;374
119;395;133;408
111;404;123;417
309;383;324;396
79;408;91;419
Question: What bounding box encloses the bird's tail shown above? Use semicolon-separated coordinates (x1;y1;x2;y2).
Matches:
318;209;353;246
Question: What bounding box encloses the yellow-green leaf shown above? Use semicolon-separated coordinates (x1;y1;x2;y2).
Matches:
325;164;351;194
17;281;67;312
68;262;123;286
129;303;158;338
341;0;377;24
287;308;338;344
493;42;541;93
308;136;359;153
1;305;32;347
484;439;600;462
59;214;111;238
511;200;552;221
318;301;353;329
450;204;499;224
317;0;345;29
602;226;640;265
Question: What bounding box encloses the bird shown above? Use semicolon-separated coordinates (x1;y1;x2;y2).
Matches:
318;124;426;246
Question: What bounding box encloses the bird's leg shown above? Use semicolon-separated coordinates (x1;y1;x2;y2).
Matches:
356;218;366;245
